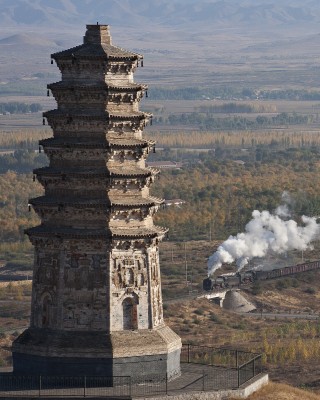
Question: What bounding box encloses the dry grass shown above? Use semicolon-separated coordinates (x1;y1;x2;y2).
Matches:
0;281;31;288
230;382;320;400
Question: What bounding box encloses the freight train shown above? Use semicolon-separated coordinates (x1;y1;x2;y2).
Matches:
203;260;320;291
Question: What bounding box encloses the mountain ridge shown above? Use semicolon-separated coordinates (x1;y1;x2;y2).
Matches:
1;0;320;33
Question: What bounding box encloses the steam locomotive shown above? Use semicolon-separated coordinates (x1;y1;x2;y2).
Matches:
203;260;320;291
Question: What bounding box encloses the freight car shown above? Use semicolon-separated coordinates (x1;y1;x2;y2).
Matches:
251;260;320;281
203;260;320;291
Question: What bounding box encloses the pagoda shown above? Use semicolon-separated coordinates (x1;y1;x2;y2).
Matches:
12;24;181;380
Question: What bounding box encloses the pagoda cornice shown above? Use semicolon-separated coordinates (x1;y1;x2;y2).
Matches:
43;110;152;121
34;166;109;178
34;165;158;178
39;137;155;149
48;81;148;92
29;195;163;209
29;196;110;209
108;111;152;121
25;225;111;240
25;225;167;240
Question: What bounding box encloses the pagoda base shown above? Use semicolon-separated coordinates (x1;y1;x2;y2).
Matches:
12;326;181;381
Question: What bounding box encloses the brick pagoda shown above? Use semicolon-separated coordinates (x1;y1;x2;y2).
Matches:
12;24;181;380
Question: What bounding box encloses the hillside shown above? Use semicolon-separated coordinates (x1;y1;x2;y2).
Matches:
237;382;320;400
0;33;58;48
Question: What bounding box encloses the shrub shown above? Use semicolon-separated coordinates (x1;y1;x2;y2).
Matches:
194;307;205;316
209;313;222;324
252;282;262;295
304;287;316;295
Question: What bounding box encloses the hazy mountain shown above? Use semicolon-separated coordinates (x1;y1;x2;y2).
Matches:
0;0;320;33
0;33;59;48
1;0;320;90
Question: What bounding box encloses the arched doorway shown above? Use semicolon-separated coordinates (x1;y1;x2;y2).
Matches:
122;297;138;330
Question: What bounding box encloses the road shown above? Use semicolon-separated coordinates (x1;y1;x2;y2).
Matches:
239;311;320;320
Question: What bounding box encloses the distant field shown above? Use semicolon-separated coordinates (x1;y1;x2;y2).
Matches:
0;97;319;133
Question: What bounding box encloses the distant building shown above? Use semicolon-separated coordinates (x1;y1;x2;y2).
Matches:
165;199;186;207
233;160;245;165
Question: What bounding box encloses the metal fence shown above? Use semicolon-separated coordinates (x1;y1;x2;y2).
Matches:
181;344;262;389
0;344;263;398
181;344;260;367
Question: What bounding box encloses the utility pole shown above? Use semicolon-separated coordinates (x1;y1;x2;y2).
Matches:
184;242;188;286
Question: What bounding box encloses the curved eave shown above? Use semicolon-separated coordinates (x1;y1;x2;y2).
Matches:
108;138;155;149
111;226;168;239
110;196;163;208
51;44;142;62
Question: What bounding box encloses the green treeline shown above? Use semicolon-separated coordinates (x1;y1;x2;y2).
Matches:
0;150;47;173
154;112;312;130
151;87;320;101
0;102;42;114
151;147;320;241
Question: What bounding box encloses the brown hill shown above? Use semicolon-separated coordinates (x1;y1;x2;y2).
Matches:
0;33;58;48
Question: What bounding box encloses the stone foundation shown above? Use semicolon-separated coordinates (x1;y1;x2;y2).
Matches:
12;326;181;381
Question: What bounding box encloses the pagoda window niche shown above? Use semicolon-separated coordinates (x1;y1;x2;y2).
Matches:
122;296;138;330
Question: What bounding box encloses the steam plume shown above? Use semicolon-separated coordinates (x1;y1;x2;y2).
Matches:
207;209;320;276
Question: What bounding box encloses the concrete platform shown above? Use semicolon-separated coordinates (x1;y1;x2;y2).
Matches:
12;326;181;381
0;363;268;399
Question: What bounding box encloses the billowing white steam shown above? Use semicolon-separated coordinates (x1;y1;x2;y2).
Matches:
207;209;320;276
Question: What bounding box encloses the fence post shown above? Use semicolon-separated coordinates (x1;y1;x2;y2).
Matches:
129;376;132;398
166;373;168;395
237;367;240;388
235;350;238;368
202;370;205;391
39;375;41;397
253;358;256;377
188;344;190;363
84;376;86;398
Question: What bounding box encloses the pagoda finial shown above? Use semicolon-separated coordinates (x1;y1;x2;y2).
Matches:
84;24;111;45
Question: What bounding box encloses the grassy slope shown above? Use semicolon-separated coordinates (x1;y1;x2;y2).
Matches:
233;382;320;400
